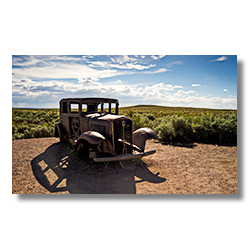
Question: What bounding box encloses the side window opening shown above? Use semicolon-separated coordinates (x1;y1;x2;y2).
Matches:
111;103;116;114
70;103;79;113
82;104;87;113
97;104;102;112
103;103;109;112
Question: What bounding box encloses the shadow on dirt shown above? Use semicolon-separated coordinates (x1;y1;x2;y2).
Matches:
31;143;166;194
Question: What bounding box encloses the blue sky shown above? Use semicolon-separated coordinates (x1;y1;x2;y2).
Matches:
12;55;237;109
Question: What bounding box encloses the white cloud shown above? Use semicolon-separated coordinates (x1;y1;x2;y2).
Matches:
143;68;171;74
167;61;183;67
12;56;237;109
13;56;160;83
13;55;87;68
110;57;116;63
145;82;174;92
174;85;183;88
145;82;183;92
115;79;122;83
12;55;169;87
78;77;101;86
12;62;131;80
87;60;129;69
208;56;227;64
108;79;123;84
223;89;228;92
110;63;156;70
174;90;195;97
12;78;237;109
151;55;159;60
85;56;156;71
110;55;137;64
150;55;166;60
12;55;42;66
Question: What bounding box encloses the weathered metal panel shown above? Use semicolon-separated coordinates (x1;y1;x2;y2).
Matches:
133;128;159;152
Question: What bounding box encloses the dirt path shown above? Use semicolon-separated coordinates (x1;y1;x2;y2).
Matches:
12;138;237;194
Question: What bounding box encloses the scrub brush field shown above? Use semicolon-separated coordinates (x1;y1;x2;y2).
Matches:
12;105;237;194
12;105;237;144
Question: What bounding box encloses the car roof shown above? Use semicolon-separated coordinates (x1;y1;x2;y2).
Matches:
60;97;119;103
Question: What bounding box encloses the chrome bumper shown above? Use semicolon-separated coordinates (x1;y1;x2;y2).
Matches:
93;150;156;162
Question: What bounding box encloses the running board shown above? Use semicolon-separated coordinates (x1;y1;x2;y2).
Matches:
93;150;156;162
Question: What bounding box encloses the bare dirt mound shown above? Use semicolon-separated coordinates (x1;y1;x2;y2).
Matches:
12;138;237;194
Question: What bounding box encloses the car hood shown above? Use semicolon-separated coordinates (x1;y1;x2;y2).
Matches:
85;113;131;122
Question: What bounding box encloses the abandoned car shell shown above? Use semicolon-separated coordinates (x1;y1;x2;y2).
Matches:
55;97;158;162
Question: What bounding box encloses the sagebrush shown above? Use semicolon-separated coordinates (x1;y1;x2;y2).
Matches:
12;106;237;143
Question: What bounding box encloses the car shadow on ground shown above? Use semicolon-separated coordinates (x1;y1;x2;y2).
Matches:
31;143;166;194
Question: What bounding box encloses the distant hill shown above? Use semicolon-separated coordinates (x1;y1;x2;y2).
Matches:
119;105;237;114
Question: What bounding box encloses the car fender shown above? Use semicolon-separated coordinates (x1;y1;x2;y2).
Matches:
77;131;105;145
133;128;158;152
75;131;116;156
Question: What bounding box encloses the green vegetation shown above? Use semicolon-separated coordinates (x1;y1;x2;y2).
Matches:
12;109;59;140
12;105;237;144
119;105;237;144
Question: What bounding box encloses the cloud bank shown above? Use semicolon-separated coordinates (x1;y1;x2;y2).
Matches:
12;78;237;109
12;55;237;109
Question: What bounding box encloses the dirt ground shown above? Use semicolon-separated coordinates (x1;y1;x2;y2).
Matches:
12;138;237;194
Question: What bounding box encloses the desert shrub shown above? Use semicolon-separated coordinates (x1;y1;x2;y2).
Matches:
15;132;25;140
12;108;237;143
153;116;192;142
171;116;192;140
154;119;175;141
192;123;209;141
217;118;237;142
31;125;54;138
127;110;134;118
12;109;58;140
132;115;147;130
192;115;210;141
191;114;237;143
12;125;17;134
144;113;155;121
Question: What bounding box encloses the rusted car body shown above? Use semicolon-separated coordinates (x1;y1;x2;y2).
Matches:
55;97;158;162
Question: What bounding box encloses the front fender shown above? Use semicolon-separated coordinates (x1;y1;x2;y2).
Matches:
77;131;105;145
133;128;158;152
75;131;116;156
